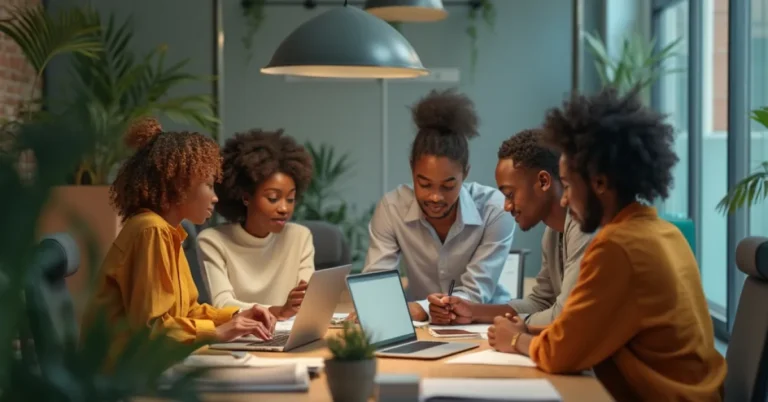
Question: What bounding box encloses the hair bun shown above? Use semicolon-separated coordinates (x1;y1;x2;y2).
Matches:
125;117;163;149
411;89;479;139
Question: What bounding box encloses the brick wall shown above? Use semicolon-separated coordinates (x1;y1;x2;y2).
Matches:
0;0;42;121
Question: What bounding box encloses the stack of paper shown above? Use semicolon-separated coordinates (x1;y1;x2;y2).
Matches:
428;324;490;339
164;354;312;392
420;378;562;401
444;349;537;367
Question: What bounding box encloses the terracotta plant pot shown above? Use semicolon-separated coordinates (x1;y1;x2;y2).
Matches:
325;358;377;402
37;185;122;322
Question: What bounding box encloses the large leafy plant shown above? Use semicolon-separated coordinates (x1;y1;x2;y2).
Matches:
583;30;683;97
718;108;768;214
0;118;205;401
0;5;218;185
293;143;375;263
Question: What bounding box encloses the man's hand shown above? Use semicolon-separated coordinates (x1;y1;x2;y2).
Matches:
487;314;528;354
269;280;308;320
215;315;273;342
239;304;277;333
408;302;428;322
427;294;473;325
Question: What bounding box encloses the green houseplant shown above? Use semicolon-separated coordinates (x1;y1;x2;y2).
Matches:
0;118;206;401
325;321;376;402
718;108;768;214
466;0;496;79
583;30;683;100
293;142;375;266
1;4;219;313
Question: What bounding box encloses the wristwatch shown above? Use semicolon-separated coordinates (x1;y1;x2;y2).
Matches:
510;332;522;352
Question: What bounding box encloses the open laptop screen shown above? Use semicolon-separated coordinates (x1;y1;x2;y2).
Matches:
347;270;416;348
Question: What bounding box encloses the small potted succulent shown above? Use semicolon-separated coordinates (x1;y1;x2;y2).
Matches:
325;321;377;402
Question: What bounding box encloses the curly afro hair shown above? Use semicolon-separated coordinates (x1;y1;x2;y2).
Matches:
542;87;679;204
498;128;560;178
110;117;222;222
410;88;479;171
215;129;314;223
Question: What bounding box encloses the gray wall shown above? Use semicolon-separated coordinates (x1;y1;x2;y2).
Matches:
47;0;585;277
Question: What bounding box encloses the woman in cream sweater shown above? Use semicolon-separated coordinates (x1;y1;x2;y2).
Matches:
198;129;315;320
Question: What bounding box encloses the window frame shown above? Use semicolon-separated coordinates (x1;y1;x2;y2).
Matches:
651;0;752;343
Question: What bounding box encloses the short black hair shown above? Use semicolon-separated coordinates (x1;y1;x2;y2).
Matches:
542;87;679;204
215;129;313;223
498;128;560;178
409;89;479;171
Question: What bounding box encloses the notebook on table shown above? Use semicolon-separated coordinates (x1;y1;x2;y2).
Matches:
420;378;562;402
162;354;312;392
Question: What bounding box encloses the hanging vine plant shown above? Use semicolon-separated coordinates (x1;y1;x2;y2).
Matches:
241;0;266;63
466;0;496;79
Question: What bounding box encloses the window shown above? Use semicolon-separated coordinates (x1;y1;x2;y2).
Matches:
654;0;731;328
701;0;728;316
657;1;689;218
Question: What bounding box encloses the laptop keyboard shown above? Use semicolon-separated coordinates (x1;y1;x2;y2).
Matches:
384;341;444;354
247;331;290;347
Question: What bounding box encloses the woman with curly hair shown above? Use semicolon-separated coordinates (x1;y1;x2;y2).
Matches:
82;118;276;355
198;129;315;321
361;89;516;323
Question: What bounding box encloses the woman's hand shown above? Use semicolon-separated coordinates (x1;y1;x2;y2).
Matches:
215;315;273;342
239;304;277;332
269;280;308;320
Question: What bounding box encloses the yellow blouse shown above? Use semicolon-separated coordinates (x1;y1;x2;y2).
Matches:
82;210;238;353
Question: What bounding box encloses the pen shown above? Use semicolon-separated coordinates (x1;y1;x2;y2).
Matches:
448;279;455;297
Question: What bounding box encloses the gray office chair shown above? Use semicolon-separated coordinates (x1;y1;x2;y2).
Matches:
181;220;212;304
23;233;80;364
725;236;768;402
297;220;351;270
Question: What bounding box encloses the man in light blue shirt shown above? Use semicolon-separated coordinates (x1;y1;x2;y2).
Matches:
362;89;516;322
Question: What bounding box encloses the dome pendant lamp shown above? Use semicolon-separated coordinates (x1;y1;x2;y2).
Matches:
364;0;448;22
260;1;429;79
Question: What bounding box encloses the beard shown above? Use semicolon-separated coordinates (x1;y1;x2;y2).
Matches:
575;188;604;233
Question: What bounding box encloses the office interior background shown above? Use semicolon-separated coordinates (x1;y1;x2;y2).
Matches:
3;0;762;348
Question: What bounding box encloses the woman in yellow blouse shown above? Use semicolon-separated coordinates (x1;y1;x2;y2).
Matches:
81;118;276;356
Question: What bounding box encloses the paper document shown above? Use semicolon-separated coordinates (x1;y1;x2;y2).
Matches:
429;323;490;339
278;313;350;331
445;349;536;367
164;359;310;392
420;378;561;402
181;353;323;370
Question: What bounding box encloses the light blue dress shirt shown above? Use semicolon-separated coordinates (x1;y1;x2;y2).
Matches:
363;182;516;318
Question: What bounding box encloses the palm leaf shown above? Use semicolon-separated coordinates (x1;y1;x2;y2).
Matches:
0;5;101;76
718;162;768;214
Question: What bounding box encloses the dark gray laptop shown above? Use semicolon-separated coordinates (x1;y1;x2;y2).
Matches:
347;270;478;360
210;264;352;352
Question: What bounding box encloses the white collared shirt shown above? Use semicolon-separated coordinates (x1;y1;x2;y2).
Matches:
363;182;516;316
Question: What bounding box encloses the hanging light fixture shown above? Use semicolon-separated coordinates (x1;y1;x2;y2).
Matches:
261;2;429;79
364;0;448;22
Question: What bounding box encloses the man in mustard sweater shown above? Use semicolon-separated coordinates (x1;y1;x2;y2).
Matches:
487;88;727;401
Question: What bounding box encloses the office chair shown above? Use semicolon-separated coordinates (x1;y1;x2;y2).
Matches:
724;236;768;402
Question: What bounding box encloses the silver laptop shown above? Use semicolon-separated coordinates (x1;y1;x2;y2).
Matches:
347;270;478;360
209;264;352;352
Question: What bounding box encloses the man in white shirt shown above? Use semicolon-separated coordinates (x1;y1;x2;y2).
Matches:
362;89;516;322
